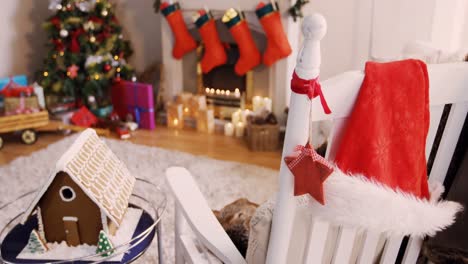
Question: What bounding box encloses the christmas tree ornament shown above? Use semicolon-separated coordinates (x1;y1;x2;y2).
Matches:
96;230;114;257
25;230;48;254
194;9;227;73
89;35;96;43
101;9;108;17
256;2;292;66
83;21;95;31
222;8;261;75
67;64;79;79
59;29;69;38
50;17;61;28
76;0;96;12
52;39;64;51
160;2;197;59
103;63;111;72
48;0;61;10
66;3;73;11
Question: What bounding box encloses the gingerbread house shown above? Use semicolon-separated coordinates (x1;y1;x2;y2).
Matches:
21;129;135;247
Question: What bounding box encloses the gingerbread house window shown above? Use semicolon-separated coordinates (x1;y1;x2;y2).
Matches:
60;186;76;202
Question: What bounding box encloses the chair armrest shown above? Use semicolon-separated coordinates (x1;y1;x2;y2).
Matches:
165;167;246;264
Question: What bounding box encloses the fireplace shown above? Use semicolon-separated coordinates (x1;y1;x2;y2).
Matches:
196;44;254;117
161;0;301;122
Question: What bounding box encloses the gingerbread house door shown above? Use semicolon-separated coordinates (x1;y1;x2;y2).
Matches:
63;216;80;246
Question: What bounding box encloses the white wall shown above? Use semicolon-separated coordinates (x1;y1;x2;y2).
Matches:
0;0;162;81
303;0;468;79
0;0;465;82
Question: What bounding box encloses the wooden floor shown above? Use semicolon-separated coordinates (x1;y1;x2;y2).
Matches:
0;127;282;170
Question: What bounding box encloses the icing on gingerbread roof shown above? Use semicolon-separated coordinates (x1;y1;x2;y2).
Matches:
22;129;136;227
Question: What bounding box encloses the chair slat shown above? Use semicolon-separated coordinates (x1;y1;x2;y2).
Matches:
427;103;468;183
425;105;445;159
401;236;423;264
303;220;331;263
357;231;381;264
379;235;403;264
402;102;468;264
332;227;358;264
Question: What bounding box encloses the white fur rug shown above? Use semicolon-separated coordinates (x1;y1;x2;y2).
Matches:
0;135;278;263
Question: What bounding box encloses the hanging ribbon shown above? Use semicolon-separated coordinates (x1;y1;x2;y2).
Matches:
291;71;331;114
291;144;334;170
70;28;84;53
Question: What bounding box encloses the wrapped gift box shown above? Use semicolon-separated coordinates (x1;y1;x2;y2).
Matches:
4;96;39;113
0;75;27;91
112;81;155;130
71;106;98;127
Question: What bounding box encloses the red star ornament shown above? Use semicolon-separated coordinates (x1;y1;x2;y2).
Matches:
284;143;334;205
67;64;79;79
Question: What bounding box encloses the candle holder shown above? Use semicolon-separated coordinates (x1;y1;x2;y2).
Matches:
167;103;184;129
196;109;215;134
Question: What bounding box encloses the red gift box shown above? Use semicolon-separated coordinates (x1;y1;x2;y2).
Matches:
112;81;155;130
71;106;98;127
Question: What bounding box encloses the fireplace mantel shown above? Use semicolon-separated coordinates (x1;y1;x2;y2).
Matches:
161;0;300;121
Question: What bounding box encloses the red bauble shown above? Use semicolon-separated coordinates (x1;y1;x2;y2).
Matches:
50;17;61;28
103;64;111;72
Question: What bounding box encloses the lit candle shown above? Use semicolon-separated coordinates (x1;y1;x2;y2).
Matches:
210;88;215;94
216;89;220;95
234;88;241;98
235;122;245;137
224;122;234;136
241;109;250;123
173;118;179;126
231;110;241;124
205;87;210;94
252;96;263;112
184;107;189;113
226;90;231;96
263;97;272;112
220;90;225;95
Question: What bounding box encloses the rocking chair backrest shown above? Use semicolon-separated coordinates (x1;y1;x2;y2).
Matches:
267;14;468;264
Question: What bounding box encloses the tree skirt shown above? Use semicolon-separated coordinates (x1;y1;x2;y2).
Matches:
0;135;278;263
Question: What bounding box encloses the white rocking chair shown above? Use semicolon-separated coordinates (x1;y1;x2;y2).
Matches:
165;14;468;264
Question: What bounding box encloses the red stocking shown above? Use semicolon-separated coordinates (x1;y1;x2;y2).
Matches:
161;2;197;59
195;10;227;73
256;2;292;66
223;9;261;76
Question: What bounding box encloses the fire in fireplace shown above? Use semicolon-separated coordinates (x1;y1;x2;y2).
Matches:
197;43;253;118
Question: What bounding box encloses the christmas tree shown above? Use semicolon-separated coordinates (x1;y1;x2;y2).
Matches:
96;230;114;257
25;230;48;254
38;0;134;111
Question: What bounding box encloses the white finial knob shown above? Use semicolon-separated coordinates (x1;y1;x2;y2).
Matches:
295;13;327;79
302;13;327;41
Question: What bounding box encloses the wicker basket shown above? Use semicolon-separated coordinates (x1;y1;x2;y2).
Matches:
246;123;280;151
